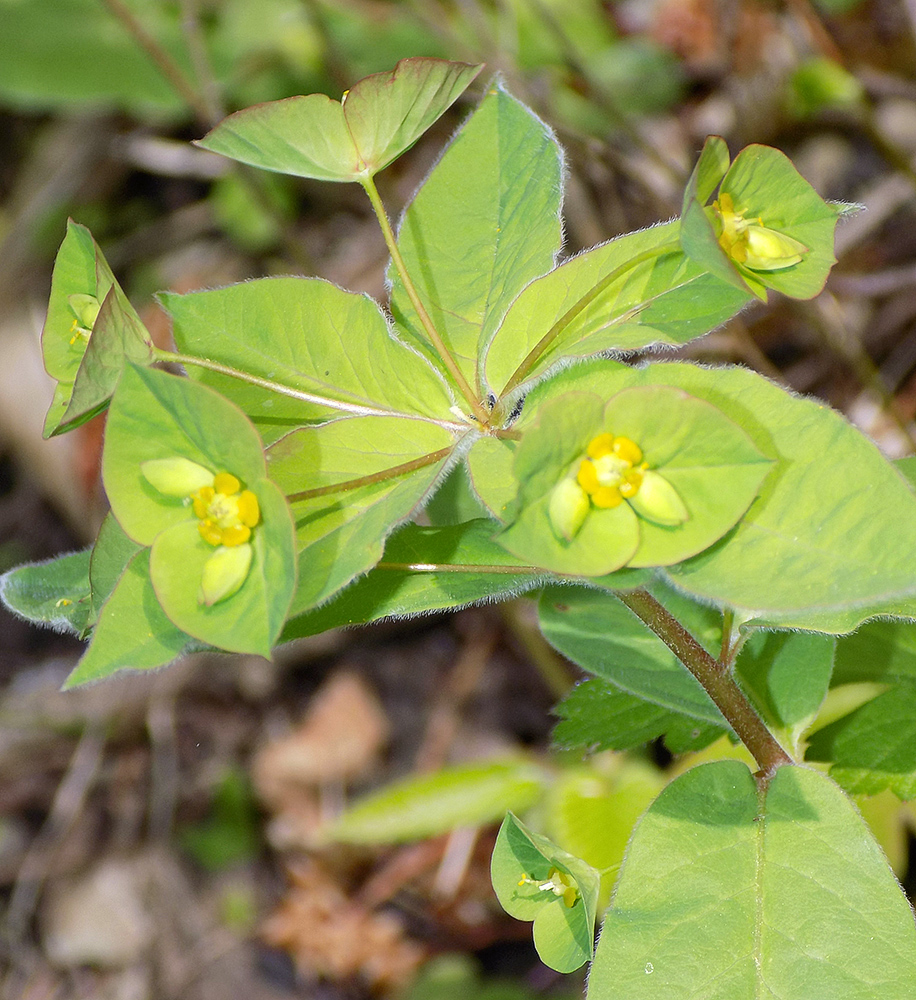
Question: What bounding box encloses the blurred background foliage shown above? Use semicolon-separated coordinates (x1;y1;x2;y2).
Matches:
4;2;916;999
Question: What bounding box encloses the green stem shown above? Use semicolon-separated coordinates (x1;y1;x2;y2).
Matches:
286;447;453;503
498;240;681;398
617;589;792;776
360;175;490;425
154;349;469;431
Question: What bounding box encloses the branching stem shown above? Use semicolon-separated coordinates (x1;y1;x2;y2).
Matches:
499;240;681;398
617;589;792;776
360;175;490;425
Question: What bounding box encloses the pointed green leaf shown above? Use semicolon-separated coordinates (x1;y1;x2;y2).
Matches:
149;477;295;656
161;277;453;443
553;679;724;754
197;58;481;181
324;759;546;845
103;365;270;546
0;549;91;636
391;83;563;388
807;688;916;799
484;220;751;400
64;549;191;688
268;415;457;613
588;762;916;999
539;586;726;728
88;513;143;623
492;812;601;973
281;519;544;641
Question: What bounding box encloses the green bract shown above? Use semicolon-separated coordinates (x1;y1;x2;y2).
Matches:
495;385;772;576
100;364;296;657
680;135;841;302
491;812;601;973
42;221;154;437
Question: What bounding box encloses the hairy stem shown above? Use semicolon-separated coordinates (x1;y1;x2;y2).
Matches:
617;589;792;776
154;349;468;431
498;240;681;399
360;175;490;425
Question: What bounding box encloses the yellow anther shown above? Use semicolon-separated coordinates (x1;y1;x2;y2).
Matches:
586;433;615;459
237;490;260;527
213;472;240;495
577;458;600;494
612;436;642;465
619;468;644;498
592;485;623;508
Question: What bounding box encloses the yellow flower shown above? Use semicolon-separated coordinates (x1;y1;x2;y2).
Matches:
518;868;580;908
548;433;687;541
140;458;261;605
712;192;808;272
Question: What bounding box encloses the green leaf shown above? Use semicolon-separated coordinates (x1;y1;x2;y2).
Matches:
806;689;916;799
268;415;456;613
161;277;453;443
483;220;751;400
149;477;295;656
0;549;91;636
64;549;191;688
539;586;726;729
553;679;724;754
491;812;601;973
588;762;916;999
543;361;916;630
103;365;270;546
42;221;150;437
832;620;916;686
88;513;143;623
391;82;563;389
324;759;546;844
736;630;834;730
197;58;482;181
281;519;544;641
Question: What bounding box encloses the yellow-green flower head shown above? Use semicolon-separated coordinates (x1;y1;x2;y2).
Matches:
548;432;687;542
518;868;580;908
712;193;808;272
67;293;101;345
140;458;261;606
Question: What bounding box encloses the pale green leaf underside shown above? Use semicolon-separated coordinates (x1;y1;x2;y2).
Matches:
280;519;544;640
484;221;751;399
0;549;91;636
588;762;916;999
162;277;453;442
391;83;563;390
269;416;457;613
326;759;545;845
196;58;481;181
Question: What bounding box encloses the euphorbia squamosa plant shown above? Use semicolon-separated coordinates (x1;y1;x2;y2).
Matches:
4;58;916;996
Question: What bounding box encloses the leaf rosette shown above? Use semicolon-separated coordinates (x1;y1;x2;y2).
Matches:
102;364;297;656
680;135;840;302
496;385;772;576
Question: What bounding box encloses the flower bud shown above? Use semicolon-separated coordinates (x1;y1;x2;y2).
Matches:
199;543;252;605
141;457;214;497
627;470;688;526
67;293;101;330
548;477;590;541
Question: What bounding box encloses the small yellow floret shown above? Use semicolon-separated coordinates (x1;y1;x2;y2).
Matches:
586;433;615;459
577;458;600;494
612;436;642;465
592;485;623;508
213;472;241;495
237;490;260;527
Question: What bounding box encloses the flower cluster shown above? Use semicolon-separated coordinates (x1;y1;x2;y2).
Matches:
141;457;261;605
548;432;688;542
518;868;580;909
